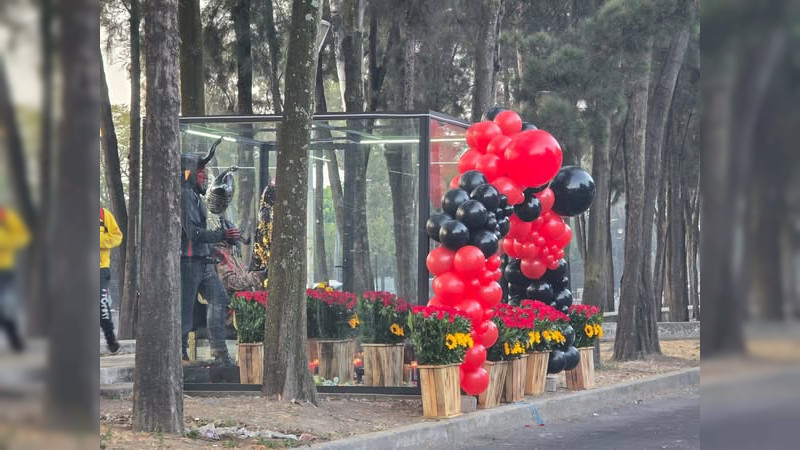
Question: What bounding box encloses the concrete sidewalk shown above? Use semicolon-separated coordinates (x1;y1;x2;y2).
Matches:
312;368;700;449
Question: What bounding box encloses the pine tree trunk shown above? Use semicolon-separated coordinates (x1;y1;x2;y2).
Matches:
470;0;501;122
314;60;330;282
613;38;660;360
653;143;669;311
263;0;322;405
179;0;205;116
234;0;254;255
666;124;689;322
263;0;283;113
46;0;99;430
132;0;184;432
584;114;611;314
119;0;142;339
100;52;128;238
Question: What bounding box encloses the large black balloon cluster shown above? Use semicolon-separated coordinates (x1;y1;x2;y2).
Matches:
504;258;573;314
426;170;512;257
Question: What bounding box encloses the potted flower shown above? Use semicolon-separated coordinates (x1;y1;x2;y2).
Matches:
230;291;268;384
407;305;472;418
565;304;603;390
520;300;569;395
356;291;409;386
491;304;530;404
306;286;358;384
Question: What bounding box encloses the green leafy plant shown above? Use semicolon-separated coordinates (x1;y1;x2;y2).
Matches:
229;291;267;343
519;300;571;352
407;305;472;366
356;291;410;344
306;285;358;340
568;304;604;348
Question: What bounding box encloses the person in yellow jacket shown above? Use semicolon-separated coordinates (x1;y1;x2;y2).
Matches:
100;207;123;353
0;206;31;352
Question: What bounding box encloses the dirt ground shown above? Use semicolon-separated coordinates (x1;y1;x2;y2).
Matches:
99;340;700;449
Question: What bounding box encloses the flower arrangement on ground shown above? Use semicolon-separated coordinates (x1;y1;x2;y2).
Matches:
518;300;570;352
306;283;358;339
568;304;603;348
230;291;268;343
407;305;473;365
356;291;410;344
488;304;535;361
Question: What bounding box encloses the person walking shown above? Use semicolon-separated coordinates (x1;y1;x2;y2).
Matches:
100;207;123;354
0;206;30;352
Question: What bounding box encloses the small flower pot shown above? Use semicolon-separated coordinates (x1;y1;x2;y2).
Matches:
316;338;355;383
237;343;263;384
565;346;596;390
478;360;508;409
417;363;462;418
502;357;527;403
361;343;404;386
525;351;549;396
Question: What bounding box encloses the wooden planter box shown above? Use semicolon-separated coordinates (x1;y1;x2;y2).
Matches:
418;364;461;418
502;357;527;403
477;360;508;409
565;347;596;390
317;339;354;383
237;343;263;384
525;351;549;396
362;343;404;387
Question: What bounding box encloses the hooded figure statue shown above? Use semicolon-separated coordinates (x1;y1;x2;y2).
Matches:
179;136;239;366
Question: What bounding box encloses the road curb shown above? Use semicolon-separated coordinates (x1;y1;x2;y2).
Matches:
312;367;700;449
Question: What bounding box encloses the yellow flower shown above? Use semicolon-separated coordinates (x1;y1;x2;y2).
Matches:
445;334;457;350
585;324;594;338
390;323;404;337
325;287;333;292
453;332;473;348
542;330;552;341
348;314;360;329
504;342;511;355
595;324;603;337
512;341;524;355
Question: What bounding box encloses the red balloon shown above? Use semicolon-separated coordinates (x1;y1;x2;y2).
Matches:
545;254;556;265
502;238;518;258
542;217;566;241
520;243;540;259
493;110;523;136
535;236;546;247
536;187;555;213
504;130;563;188
486;134;512;156
483;309;495;321
475;153;504;181
556;249;565;259
461;344;487;372
458;150;481;173
427;296;445;307
465;277;482;295
492;176;524;205
426;247;455;275
479;269;495;286
507;215;533;240
454;246;486;276
521;258;547;279
456;298;483;324
554;225;572;248
480;321;499;348
432;272;465;301
479;283;502;308
491;268;503;281
541;246;550;257
475;319;490;335
487;254;502;271
449;174;461;189
461;367;490;395
466;121;503;152
547;259;560;270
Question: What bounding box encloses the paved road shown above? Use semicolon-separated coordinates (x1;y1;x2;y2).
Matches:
457;388;699;450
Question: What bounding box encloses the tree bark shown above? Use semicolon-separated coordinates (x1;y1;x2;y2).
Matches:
234;0;255;256
132;0;184;432
470;0;502;123
584;114;611;314
119;0;142;339
314;59;329;282
666;117;689;322
263;0;283;113
263;0;321;405
179;0;205;116
613;38;661;360
653;141;669;311
44;0;99;431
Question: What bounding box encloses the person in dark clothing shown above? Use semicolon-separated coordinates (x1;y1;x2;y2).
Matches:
180;137;240;365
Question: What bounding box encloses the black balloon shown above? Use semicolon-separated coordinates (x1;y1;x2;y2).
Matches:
455;200;488;229
526;280;555;304
484;212;498;230
483;105;507;121
550;166;596;217
552;275;570;291
507;295;522;306
497;216;510;237
459;170;488;194
441;188;470;217
470;184;501;210
563;325;576;348
504;259;528;285
527;184;548;193
521;121;538;131
547;350;567;374
470;230;499;258
503;204;515;217
439;220;470;250
498;194;509;209
544;259;568;283
425;213;451;242
554;288;573;310
508;281;528;297
563;346;581;370
513;193;542;222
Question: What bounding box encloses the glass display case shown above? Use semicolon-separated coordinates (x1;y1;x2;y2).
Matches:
179;111;469;309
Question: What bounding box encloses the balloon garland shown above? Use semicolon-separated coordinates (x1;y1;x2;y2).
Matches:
424;108;596;394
